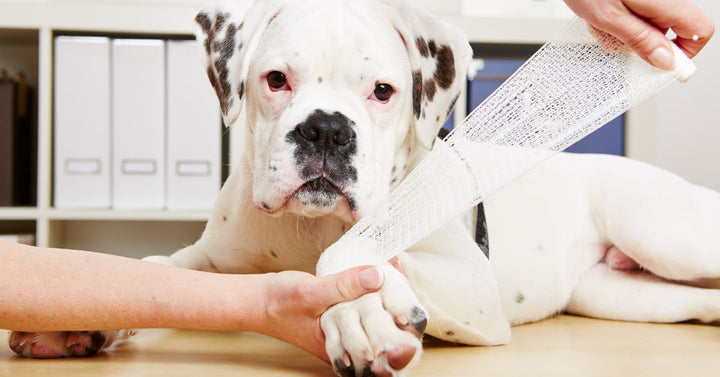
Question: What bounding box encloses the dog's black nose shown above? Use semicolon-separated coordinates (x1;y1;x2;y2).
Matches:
294;110;356;150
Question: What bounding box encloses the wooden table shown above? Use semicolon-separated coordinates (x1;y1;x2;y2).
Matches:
2;315;719;377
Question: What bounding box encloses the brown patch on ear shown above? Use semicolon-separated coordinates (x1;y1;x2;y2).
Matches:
434;45;455;90
423;79;437;101
197;11;237;115
428;40;438;57
416;37;429;58
412;70;423;119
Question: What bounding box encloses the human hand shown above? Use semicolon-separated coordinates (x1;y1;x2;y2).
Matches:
256;266;384;362
563;0;714;70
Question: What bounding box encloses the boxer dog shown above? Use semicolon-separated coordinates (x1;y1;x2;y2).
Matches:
11;1;720;376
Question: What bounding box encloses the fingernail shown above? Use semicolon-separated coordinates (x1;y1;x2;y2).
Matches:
359;267;384;290
648;46;675;70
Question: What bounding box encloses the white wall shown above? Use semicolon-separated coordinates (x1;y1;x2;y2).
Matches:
651;0;720;191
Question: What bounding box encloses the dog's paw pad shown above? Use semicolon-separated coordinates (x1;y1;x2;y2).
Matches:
387;345;417;370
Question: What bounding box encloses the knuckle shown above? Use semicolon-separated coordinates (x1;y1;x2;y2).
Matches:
623;26;656;54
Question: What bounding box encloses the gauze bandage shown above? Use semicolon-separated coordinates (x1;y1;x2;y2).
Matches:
317;17;695;275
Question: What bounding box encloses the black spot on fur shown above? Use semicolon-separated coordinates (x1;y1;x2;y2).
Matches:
222;215;228;222
445;330;456;336
270;250;278;259
516;293;526;304
476;203;489;257
434;45;455;90
416;37;429;58
318;77;323;84
412;70;422;119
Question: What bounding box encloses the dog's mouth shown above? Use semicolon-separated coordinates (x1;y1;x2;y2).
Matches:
292;177;346;208
257;177;358;221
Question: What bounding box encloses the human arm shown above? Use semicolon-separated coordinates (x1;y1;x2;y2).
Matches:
564;0;715;69
0;239;383;360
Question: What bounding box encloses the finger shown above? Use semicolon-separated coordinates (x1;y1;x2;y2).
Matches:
578;2;676;70
624;0;715;58
313;266;384;309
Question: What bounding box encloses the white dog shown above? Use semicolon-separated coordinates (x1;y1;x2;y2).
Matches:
11;1;720;376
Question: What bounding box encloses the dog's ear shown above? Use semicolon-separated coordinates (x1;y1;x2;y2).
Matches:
383;0;472;150
195;1;282;127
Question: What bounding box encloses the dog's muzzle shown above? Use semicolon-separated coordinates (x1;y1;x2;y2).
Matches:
286;109;359;209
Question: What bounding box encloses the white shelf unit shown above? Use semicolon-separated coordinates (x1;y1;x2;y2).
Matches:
0;0;582;257
0;1;217;257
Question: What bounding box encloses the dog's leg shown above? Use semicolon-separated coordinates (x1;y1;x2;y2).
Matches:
591;156;720;283
567;264;720;323
399;218;511;346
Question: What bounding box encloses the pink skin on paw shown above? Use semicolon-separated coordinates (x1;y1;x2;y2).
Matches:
604;246;640;271
386;345;417;371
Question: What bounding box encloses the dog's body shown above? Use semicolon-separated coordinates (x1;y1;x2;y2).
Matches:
11;0;720;376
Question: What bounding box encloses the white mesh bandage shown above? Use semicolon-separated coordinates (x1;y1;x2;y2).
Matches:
317;17;695;275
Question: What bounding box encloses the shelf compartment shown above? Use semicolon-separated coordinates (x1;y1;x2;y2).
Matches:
49;219;206;258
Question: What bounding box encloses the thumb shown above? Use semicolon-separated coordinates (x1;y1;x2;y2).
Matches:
314;266;384;308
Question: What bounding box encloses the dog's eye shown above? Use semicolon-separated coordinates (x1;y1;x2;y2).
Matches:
373;83;394;102
267;71;289;90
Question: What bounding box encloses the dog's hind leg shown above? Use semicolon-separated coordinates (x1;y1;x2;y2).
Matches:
590;156;720;283
566;264;720;323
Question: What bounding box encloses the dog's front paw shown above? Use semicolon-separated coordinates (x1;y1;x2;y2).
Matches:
321;265;427;377
8;330;130;358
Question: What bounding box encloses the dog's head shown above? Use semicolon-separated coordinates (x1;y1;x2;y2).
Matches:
197;0;471;223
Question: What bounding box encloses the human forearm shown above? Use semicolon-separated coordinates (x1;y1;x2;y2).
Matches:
0;239;264;332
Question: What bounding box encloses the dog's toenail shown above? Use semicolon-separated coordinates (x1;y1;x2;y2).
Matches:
361;366;376;377
387;345;417;370
410;307;427;334
333;358;356;377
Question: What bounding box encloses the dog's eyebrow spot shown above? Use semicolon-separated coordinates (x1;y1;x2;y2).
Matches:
318;77;323;84
515;293;526;304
